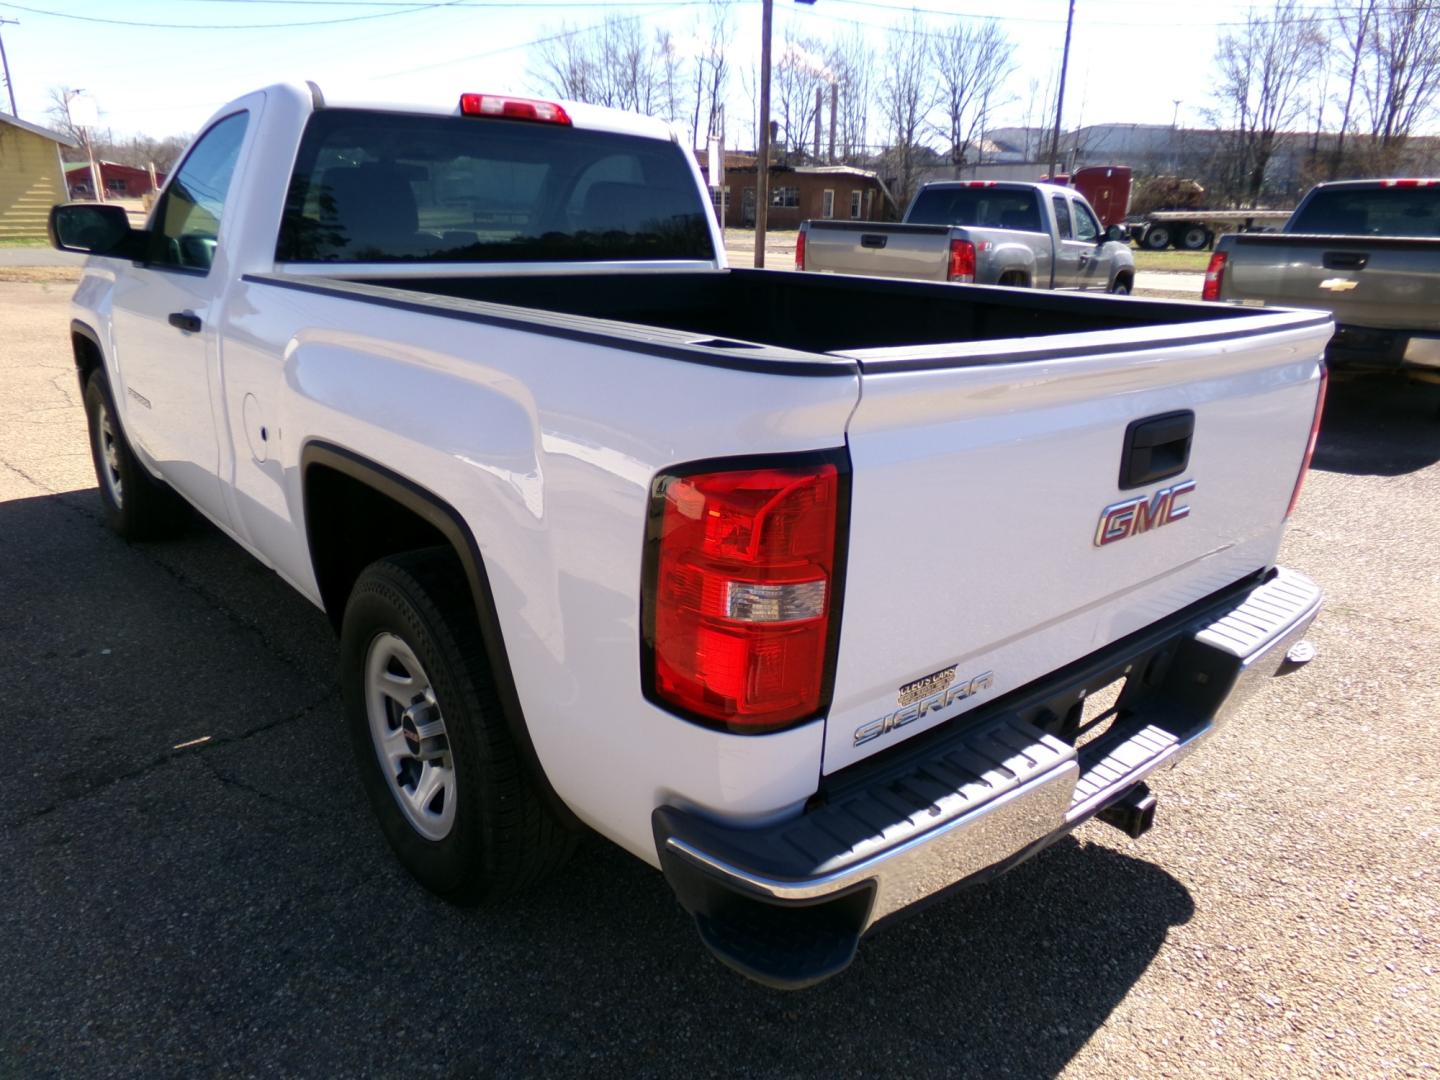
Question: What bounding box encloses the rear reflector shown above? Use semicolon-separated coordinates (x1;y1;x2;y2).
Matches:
643;455;846;733
1201;250;1228;301
948;238;976;283
1286;364;1328;519
795;228;807;271
459;93;572;125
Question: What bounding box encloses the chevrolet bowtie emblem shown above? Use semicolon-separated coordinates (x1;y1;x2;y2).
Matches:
1319;278;1359;292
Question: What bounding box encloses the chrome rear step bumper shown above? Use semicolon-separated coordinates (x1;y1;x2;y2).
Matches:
653;568;1321;989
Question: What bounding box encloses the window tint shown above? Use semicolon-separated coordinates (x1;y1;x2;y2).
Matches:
1051;196;1073;240
1288;186;1440;238
277;109;713;264
907;187;1042;231
1072;200;1099;241
152;111;249;271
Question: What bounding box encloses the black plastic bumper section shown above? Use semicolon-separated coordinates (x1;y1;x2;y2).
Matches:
653;568;1321;990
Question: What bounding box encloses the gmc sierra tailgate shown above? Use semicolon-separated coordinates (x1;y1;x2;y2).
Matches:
823;307;1331;773
1221;232;1440;331
802;221;954;281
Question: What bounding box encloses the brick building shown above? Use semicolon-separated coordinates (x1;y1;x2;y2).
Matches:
65;160;166;200
699;157;898;229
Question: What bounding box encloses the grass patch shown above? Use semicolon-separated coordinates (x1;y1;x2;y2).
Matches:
0;267;82;284
0;237;50;249
1133;249;1211;272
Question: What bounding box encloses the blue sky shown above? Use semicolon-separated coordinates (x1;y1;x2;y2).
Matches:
0;0;1346;144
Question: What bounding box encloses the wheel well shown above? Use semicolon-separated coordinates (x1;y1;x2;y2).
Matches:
300;447;583;830
1113;270;1134;289
71;327;102;391
998;270;1030;287
304;463;454;630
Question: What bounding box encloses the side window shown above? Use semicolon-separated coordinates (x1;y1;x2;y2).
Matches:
821;190;834;218
151;111;249;272
1072;200;1100;242
850;190;862;218
1051;195;1072;240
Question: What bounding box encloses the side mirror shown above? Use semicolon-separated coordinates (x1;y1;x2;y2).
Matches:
48;203;143;258
1105;224;1128;244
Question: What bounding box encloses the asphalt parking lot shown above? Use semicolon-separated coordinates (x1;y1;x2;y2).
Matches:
2;278;1437;1078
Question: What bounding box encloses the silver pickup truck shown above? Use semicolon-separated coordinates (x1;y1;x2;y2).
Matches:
798;180;1136;293
1204;179;1440;377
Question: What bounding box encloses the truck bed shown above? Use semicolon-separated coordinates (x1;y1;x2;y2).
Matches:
259;267;1297;366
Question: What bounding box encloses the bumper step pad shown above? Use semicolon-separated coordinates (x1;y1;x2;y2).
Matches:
653;568;1322;989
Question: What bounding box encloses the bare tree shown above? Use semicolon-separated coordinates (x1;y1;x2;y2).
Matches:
827;27;873;163
44;86;83;143
930;18;1014;177
773;26;829;160
878;15;933;207
1209;0;1326;205
691;0;734;149
1362;0;1440;170
1020;73;1058;164
1330;0;1378;177
531;16;686;120
531;24;596;103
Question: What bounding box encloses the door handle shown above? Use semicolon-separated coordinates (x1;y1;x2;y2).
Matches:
1119;410;1195;489
1322;251;1368;270
168;311;202;333
860;234;888;249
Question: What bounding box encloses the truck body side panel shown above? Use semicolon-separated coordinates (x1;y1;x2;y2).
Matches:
222;278;860;864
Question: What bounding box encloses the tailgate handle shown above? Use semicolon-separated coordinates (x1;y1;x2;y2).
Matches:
860;234;888;249
1119;410;1194;490
1322;251;1368;270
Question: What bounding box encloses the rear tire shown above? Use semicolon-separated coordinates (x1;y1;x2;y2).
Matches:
1177;224;1211;250
83;370;187;541
1109;275;1133;296
340;547;573;903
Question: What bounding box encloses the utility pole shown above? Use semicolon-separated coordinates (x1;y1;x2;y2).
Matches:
0;17;18;117
812;86;822;161
828;82;838;164
754;0;774;268
1047;0;1076;181
65;89;103;203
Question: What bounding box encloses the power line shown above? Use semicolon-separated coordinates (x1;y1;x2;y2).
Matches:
0;0;462;30
0;16;16;116
374;5;711;79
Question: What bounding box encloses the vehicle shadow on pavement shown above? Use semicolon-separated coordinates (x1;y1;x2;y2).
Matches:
1311;376;1440;476
510;832;1196;1078
1;488;1193;1078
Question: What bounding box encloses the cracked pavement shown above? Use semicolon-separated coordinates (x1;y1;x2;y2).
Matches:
1;280;1437;1077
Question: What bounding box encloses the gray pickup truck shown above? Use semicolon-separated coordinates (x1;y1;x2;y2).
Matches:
797;180;1136;293
1205;179;1440;377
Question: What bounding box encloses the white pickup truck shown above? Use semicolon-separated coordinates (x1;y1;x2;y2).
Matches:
50;82;1327;989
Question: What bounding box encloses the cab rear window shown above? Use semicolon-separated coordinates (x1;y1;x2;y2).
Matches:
1288;186;1440;238
906;187;1043;232
276;108;714;264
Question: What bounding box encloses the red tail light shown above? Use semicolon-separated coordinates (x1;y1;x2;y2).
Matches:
643;455;846;733
1285;364;1328;518
795;229;807;271
459;93;572;125
947;238;976;283
1202;250;1228;301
